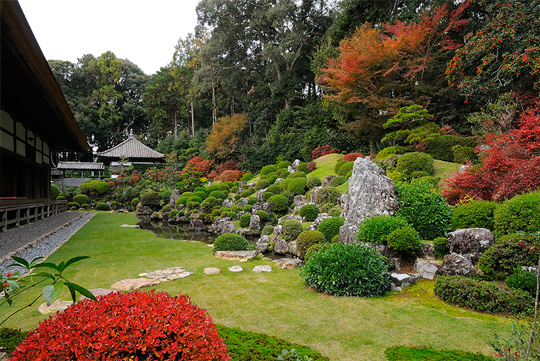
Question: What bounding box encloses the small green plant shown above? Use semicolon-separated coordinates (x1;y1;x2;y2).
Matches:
213;233;249;253
356;215;409;244
287;178;307;195
506;268;537;296
95;202;110;211
433;237;449;258
268;194;289;214
296;230;326;259
239;214;252;228
314;187;340;207
317;217;344;242
281;219;303;241
299;204;319;222
262;225;274;236
73;194;89;206
386;226;422;260
452;200;498;231
276;348;314;361
494;192;540;237
306;176;322;189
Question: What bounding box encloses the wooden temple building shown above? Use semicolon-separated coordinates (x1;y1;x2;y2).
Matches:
0;1;89;230
97;130;165;167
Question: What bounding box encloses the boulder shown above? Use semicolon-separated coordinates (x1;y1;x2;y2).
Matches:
256;188;267;201
288;241;297;256
214;250;259;262
309;186;322;203
209;217;237;235
237;198;249;207
414;259;442;280
436;253;480;276
274;258;303;269
274;238;289;254
280;214;303;223
38;300;73;315
271;225;283;242
337;194;348;213
389;272;420;292
255;235;270;253
252;265;272;273
249;214;261;232
447;228;494;263
306;213;331;230
293;195;307;207
323;175;337;187
339;158;399;244
189;217;206;232
421;243;435;259
110;278;161;291
228;266;243;273
170;189;181;209
288;159;301;173
80;288;118;301
135;204;153;217
222;199;235;208
252;202;272;215
139;267;193;282
204;267;221;275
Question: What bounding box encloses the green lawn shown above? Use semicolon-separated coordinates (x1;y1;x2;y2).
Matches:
433;159;462;188
1;212;511;361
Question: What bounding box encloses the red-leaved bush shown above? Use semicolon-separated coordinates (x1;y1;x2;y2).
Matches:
11;291;231;361
307;161;317;173
311;145;338;160
444;108;540;204
216;161;240;174
186;156;214;177
218;169;242;182
342;152;364;161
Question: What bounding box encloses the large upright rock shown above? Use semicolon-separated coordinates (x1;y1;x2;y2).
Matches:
447;228;494;263
339;157;399;244
170;189;181;209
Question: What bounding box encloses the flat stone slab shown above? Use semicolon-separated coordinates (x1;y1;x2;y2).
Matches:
415;259;442;280
214;250;259;262
80;288;118;300
274;258;303;269
38;300;73;315
139;267;193;282
228;266;243;273
120;224;140;228
252;265;272;273
204;267;221;275
111;278;162;291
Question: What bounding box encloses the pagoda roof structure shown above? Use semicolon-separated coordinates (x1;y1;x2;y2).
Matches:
97;131;164;164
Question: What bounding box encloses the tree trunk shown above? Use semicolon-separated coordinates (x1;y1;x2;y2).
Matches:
191;100;195;137
174;110;178;141
212;86;217;124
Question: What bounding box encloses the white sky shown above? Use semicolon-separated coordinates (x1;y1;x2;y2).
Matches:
18;0;201;75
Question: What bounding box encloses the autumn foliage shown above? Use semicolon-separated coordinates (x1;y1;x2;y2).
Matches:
11;291;231;361
312;145;338;160
218;170;243;182
206;113;248;159
342;153;364;161
186;156;214;176
444;108;540;203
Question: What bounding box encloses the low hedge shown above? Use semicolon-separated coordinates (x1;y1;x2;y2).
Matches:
434;275;533;315
384;346;492;361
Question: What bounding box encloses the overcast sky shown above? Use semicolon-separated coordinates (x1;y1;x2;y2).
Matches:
18;0;201;75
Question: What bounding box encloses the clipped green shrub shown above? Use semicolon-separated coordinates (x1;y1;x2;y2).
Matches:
261;192;272;202
50;184;60;201
95;202;110;211
478;233;537;280
67;202;79;209
287;178;307;195
277;161;291;169
410;171;429;179
239;214;251;228
424;135;477;162
299;204;319;222
230;186;239;193
451;200;498;231
396;180;452;240
301;243;389;297
268;194;289;214
266;174;279;184
201;197;220;213
288;171;307;179
140;191;160;210
130;198;139;208
433;237;449;258
261;225;274;236
260;164;277;176
281;219;303;241
56;195;67;201
387;171;405;182
255;179;270;191
416;176;439;186
314;187;341;207
387;226;422;260
317;217;345;242
241;172;253;181
306;176;322;189
304;243;329;263
213;233;249;253
296;230;326;259
336;162;354;177
217;182;231;192
356;215;409;244
334;160;348;174
193;191;207;200
73;194;89;206
452;145;477;163
247;196;258;205
494;191;540;237
395;152;434;178
0;328;28;356
329;176;347;187
506;268;537;296
256;210;269;222
375;146;410;160
187;196;203;204
266;184;282;195
209;190;227;200
240;188;256;198
434;275;533;315
297;162;308;173
169;210;180;218
175;196;189;207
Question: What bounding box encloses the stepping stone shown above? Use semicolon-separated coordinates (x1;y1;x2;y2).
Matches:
139;267;193;281
38;300;73;315
110;278;161;291
274;258;303;269
214;250;259;262
80;288;118;300
252;265;272;273
119;224;140;228
228;266;243;273
204;267;221;275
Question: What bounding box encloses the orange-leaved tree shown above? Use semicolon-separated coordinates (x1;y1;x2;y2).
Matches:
206;113;248;160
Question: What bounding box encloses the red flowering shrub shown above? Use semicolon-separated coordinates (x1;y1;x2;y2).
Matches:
444;108;540;204
311;145;338;160
186;156;214;176
11;291;231;361
306;161;317;173
342;153;364;161
218;170;242;182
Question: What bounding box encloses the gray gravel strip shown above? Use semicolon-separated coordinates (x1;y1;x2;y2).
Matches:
0;212;95;276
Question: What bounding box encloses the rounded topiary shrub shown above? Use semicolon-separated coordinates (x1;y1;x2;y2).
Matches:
451;200;498;231
140;191;161;210
306;176;322;189
395;180;452;240
329;176;347;187
477;233;538;280
304;243;329;263
424;135;477;162
262;191;273;202
452;145;477;163
494;191;540;237
67;202;79;209
288;171;307;179
268;194;289;214
314;186;341;207
266;184;282;195
260;164;277;176
336;162;354;178
73;194;89;206
266;174;279;184
176;196;189;207
356;215;409;244
395;152;434;178
386;226;422;260
213;233;249;253
261;225;274;236
296;230;326;259
241;172;253;181
239;214;251;228
433;237;449;258
255;179;270;191
11;291;230;361
301;243;389;297
317;217;345;242
209;190;227;200
299;204;320;222
277;160;291;169
95;202;110;211
287;178;307;195
281;219;303;241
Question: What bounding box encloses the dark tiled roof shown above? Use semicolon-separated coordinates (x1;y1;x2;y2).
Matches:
56;162;105;170
97;134;164;159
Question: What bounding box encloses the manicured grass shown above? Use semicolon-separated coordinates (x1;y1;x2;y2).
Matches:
433;159;461;188
1;212;511;361
309;153;344;181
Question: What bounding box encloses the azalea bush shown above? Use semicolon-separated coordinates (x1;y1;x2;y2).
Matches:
11;291;231;360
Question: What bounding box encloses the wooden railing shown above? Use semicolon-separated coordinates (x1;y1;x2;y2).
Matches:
0;200;67;232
